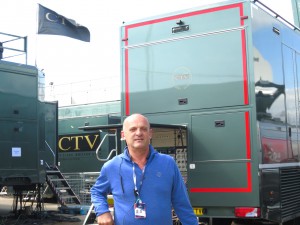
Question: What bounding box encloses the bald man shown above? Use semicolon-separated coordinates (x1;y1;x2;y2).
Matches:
91;114;198;225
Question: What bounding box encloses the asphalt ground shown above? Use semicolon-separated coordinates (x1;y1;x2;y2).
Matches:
0;195;95;225
2;194;300;225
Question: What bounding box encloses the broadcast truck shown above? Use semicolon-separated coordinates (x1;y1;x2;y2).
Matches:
83;0;300;224
0;32;58;212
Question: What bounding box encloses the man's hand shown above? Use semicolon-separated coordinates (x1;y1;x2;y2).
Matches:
97;212;114;225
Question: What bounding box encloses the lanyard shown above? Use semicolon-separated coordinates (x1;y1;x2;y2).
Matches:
132;163;146;203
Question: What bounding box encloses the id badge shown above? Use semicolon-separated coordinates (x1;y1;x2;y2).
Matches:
134;202;146;218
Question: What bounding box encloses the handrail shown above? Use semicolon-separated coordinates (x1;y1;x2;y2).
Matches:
45;141;56;166
83;203;94;225
95;130;118;162
97;148;117;162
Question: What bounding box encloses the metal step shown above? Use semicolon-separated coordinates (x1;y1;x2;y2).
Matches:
47;178;66;182
45;165;81;206
55;187;71;190
46;170;60;173
60;195;80;199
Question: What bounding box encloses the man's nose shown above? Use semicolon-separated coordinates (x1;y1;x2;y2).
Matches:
136;128;142;135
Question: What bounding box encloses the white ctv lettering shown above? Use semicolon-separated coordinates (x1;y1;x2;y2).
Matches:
45;12;66;25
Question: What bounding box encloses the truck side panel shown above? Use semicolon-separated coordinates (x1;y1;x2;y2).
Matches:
122;3;249;115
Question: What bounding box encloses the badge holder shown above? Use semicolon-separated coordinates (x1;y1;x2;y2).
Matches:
134;190;146;219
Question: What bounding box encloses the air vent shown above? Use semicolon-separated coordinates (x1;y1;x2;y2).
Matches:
280;168;300;218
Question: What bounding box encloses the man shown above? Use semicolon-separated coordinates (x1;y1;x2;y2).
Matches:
90;113;198;225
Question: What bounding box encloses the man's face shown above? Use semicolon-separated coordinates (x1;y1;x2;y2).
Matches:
122;115;152;151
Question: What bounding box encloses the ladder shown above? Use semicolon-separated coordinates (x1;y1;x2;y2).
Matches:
45;165;81;206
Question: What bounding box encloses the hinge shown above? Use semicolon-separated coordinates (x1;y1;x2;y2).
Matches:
241;15;249;20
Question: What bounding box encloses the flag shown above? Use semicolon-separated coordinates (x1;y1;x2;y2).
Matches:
38;4;90;42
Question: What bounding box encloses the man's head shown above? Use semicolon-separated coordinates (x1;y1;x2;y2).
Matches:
121;114;152;153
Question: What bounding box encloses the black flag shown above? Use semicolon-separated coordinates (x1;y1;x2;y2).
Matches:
38;4;90;42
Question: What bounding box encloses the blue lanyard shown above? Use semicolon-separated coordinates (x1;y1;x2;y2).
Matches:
132;163;146;203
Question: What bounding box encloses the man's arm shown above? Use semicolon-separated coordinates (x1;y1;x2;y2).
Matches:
91;167;112;219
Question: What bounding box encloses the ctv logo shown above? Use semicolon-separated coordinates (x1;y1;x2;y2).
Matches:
58;133;100;152
172;67;192;90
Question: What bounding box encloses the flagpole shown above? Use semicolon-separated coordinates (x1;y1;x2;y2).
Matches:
34;3;39;67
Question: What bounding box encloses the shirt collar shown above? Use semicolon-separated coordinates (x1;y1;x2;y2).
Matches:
123;145;156;162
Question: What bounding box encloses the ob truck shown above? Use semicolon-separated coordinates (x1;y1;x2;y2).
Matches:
118;0;300;224
0;32;58;211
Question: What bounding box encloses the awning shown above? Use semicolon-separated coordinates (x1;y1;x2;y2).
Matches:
78;123;187;131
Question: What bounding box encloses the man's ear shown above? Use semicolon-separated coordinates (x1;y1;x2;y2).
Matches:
120;130;125;141
149;128;153;139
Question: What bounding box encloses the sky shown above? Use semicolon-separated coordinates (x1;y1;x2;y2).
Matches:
0;0;295;104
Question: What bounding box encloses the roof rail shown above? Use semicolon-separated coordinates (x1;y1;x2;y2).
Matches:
253;0;300;32
0;31;27;64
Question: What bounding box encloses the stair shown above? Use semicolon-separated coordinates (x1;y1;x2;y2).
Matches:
45;165;81;206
